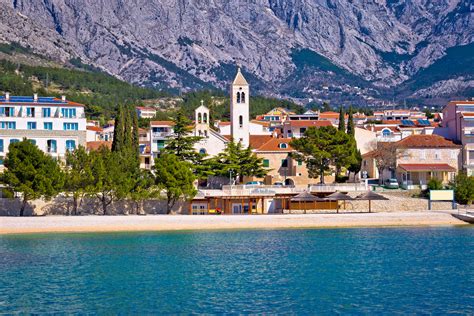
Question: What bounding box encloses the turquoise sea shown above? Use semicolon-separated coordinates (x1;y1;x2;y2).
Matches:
1;227;473;314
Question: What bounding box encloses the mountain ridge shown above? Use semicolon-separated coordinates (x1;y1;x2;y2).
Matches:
0;0;472;105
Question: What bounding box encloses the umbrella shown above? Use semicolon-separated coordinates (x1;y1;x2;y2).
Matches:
324;191;353;213
291;192;324;213
355;191;389;213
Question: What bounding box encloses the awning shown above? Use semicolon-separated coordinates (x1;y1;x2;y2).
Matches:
398;164;456;172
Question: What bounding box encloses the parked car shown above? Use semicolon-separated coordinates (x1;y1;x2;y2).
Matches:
208;208;223;215
273;182;284;186
245;181;263;186
384;178;399;189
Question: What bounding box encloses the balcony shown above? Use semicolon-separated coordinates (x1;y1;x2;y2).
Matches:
152;131;174;139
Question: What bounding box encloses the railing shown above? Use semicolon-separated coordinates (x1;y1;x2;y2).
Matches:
309;183;368;192
152;132;174;138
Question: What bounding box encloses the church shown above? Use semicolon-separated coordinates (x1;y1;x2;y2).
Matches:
190;68;314;186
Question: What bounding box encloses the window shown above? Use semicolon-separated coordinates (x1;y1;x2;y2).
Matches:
241;92;245;103
44;122;53;130
0;139;3;152
434;150;441;160
199;148;206;155
299;128;306;134
66;140;76;151
263;159;270;167
281;159;288;168
382;129;391;137
203;113;208;123
28;139;36;145
156;140;165;149
0;122;16;130
298;160;303;166
47;140;57;153
27;122;37;130
239;115;243;128
10;139;19;145
61;108;76;118
42;108;51;118
63;123;79;130
1;107;15;117
198;113;202;123
236;92;241;103
279;143;288;149
26;107;35;117
420;150;426;160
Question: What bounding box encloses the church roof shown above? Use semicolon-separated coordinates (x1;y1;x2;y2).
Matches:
233;67;249;86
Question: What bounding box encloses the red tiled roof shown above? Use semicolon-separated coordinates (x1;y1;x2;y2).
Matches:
284;120;333;128
150;120;174;126
219;121;231;126
398;163;456;172
87;141;112;151
255;137;293;152
462;113;474;117
249;135;273;149
448;100;474;106
87;126;103;132
372;126;399;132
396;135;461;148
136;106;156;111
382;120;402;125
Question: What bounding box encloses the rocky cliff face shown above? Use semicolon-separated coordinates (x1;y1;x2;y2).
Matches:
0;0;472;103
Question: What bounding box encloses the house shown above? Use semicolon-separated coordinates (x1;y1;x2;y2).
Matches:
86;125;103;142
136;106;157;119
441;100;474;176
395;135;461;188
282;120;332;138
0;93;87;165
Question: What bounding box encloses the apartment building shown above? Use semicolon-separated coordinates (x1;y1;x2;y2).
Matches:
136;106;157;119
0;94;86;164
442;100;474;176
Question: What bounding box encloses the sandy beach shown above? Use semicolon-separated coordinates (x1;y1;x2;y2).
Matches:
0;211;468;235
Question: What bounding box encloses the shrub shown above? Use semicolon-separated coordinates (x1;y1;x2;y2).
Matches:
451;173;474;205
427;178;443;190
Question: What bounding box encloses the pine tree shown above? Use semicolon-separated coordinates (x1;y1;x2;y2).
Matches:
111;105;125;152
347;106;355;136
338;106;345;132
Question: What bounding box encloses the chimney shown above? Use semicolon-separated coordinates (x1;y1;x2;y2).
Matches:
33;93;38;102
61;95;66;102
5;92;10;101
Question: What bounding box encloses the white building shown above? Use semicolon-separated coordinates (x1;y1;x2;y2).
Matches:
136;106;157;119
230;67;250;147
0;94;87;164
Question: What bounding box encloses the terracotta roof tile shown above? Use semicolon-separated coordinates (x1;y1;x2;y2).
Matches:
396;135;461;148
284;120;333;127
255;137;293;152
87;141;112;151
249;135;273;149
398;163;456;172
150;120;174;126
86;126;103;132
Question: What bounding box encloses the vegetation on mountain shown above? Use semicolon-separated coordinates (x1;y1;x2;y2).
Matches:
2;139;64;216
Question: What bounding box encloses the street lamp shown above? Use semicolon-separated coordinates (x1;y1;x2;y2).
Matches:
229;169;233;189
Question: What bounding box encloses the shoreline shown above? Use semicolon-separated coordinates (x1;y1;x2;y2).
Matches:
0;211;468;235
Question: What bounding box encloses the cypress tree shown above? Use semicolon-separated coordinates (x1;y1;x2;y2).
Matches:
347;106;355;136
338;106;345;132
112;105;125;152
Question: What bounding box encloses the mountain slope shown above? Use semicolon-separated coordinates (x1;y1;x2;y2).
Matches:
0;0;472;104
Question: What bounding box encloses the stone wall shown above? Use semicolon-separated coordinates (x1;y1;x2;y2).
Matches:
0;197;190;216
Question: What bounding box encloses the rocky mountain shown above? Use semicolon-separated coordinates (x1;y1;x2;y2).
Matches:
0;0;472;105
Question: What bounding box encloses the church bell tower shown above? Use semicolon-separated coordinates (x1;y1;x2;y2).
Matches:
230;67;250;148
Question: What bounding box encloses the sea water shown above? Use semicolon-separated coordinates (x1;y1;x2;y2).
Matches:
1;228;473;314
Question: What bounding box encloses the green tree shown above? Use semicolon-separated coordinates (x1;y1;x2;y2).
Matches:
321;102;331;112
347;106;355;136
348;148;362;181
291;126;354;184
163;111;202;162
129;169;160;215
210;141;267;183
2;139;64;216
88;147;131;215
64;145;93;215
153;153;197;214
338;106;345;132
451;172;474;205
427;178;443;191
